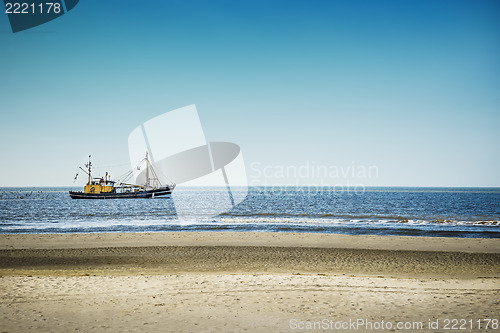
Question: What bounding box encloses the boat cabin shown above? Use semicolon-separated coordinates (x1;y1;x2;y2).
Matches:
84;178;116;194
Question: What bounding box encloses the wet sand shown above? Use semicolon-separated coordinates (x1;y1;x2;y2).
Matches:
0;232;499;332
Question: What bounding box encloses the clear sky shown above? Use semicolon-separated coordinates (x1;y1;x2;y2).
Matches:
0;0;499;187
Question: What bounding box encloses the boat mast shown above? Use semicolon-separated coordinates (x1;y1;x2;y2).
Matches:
87;155;92;185
145;152;149;189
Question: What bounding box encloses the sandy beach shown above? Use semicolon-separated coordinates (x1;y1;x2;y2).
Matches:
1;232;499;332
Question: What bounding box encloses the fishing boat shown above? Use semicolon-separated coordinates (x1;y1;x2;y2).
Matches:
69;154;175;199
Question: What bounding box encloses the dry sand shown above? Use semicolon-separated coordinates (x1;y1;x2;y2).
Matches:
0;232;499;332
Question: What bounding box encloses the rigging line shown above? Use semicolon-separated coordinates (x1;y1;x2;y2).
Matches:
115;158;147;184
149;162;164;188
150;163;175;185
114;169;134;182
116;167;135;178
118;171;134;183
140;125;155;164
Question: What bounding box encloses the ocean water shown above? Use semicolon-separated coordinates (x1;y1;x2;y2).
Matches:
0;187;499;238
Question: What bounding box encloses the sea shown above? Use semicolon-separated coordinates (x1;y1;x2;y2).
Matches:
0;187;499;238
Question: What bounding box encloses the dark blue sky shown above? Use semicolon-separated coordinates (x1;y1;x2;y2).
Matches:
1;0;499;186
